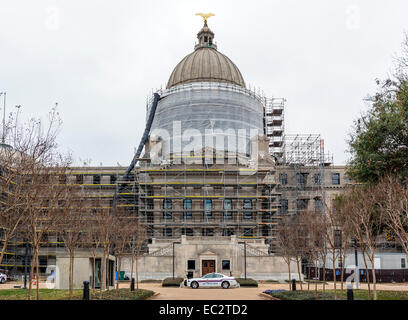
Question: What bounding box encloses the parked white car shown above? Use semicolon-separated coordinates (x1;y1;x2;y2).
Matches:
0;272;7;284
185;273;239;289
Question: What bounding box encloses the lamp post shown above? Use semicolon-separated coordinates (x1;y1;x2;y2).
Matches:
172;241;181;279
352;238;360;289
238;241;247;280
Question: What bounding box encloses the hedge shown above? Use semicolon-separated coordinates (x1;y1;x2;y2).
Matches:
162;277;184;287
235;278;258;287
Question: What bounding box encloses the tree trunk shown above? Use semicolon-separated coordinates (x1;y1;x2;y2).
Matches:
92;255;96;295
369;253;377;300
296;259;303;291
35;248;40;300
136;254;139;290
69;250;74;299
314;261;318;293
287;258;291;291
322;260;326;293
0;234;11;266
340;250;345;295
116;256;121;290
362;250;371;299
100;248;107;299
27;247;37;300
307;264;311;291
130;254;134;291
332;253;337;300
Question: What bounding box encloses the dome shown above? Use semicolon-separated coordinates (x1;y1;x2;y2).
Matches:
166;23;245;89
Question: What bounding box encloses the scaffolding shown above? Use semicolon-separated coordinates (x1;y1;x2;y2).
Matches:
277;134;333;217
264;97;285;160
113;151;281;253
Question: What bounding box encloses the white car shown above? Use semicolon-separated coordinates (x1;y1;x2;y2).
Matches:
185;273;239;289
0;272;7;284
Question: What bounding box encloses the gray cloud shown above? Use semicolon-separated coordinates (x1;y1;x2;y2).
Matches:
0;0;407;165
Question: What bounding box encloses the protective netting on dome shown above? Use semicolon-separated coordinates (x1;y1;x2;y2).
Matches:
148;82;264;159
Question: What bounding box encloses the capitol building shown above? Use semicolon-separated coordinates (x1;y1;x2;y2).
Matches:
3;18;406;289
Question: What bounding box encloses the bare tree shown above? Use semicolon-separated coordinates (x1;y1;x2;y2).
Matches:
275;215;297;290
57;188;89;299
111;209;135;291
378;175;408;262
0;107;62;267
129;216;147;290
339;185;384;300
94;207;115;298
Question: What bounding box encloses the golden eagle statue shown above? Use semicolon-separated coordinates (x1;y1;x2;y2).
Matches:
195;12;215;24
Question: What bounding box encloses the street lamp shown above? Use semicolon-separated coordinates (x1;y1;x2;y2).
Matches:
352;238;360;289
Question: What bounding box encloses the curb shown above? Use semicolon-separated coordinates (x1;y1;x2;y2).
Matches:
148;292;160;300
258;292;281;300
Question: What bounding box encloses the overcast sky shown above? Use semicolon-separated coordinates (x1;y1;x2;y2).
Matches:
1;0;407;166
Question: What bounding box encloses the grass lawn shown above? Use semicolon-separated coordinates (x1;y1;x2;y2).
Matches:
0;288;154;300
267;289;408;300
0;289;83;300
90;288;154;300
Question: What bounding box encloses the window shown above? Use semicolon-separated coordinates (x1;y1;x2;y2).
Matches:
59;175;67;184
313;173;321;185
163;199;172;219
314;197;323;212
76;174;84;184
338;257;343;268
183;199;192;219
187;260;196;270
224;199;232;219
93;175;101;185
243;200;253;220
332;173;340;185
223;229;234;236
243;211;253;219
204;199;212;217
162;228;172;237
334;230;342;248
297;199;308;210
279;173;288;185
402;258;406;269
222;260;231;270
280;199;288;214
110;175;117;184
244;228;253;237
181;228;194;236
296;173;307;184
202;228;214;236
243;199;252;209
204;36;208;42
262;225;269;237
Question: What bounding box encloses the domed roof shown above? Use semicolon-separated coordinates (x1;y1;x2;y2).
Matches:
166;23;245;89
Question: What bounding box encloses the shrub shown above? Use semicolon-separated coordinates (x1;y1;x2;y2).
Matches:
162;277;184;287
235;278;258;287
140;279;162;283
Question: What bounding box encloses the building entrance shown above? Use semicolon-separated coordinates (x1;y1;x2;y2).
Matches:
202;260;215;276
